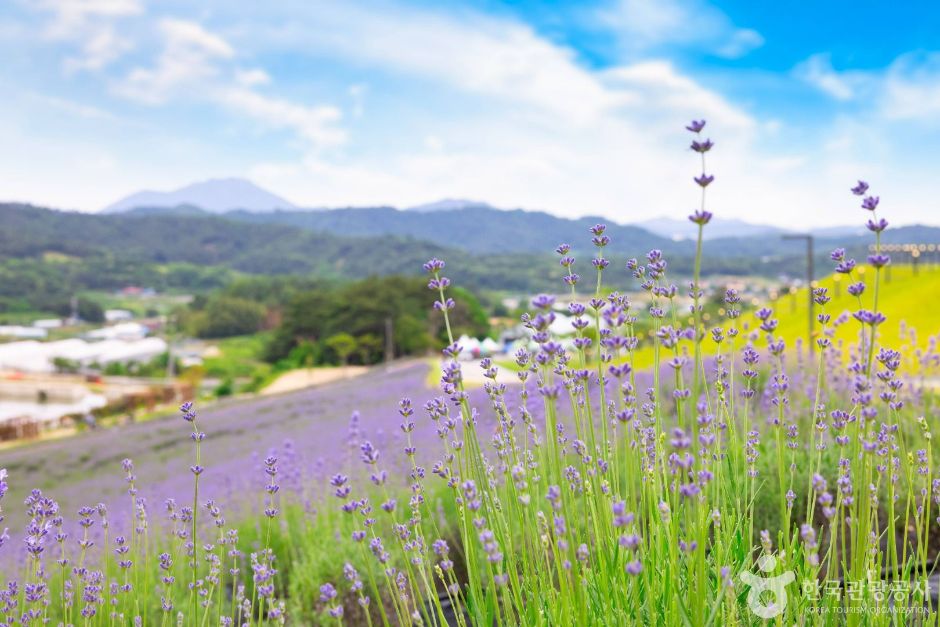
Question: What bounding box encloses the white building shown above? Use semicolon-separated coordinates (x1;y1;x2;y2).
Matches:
0;337;168;373
0;326;48;340
86;322;149;341
104;309;134;323
32;319;63;330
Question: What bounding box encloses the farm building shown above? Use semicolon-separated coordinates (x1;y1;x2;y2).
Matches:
0;325;48;339
0;337;168;373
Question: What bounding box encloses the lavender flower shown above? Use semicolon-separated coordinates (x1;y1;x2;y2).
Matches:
850;180;869;196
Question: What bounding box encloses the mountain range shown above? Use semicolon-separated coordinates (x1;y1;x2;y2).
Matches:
100;177;916;243
99;178;939;264
103;178;297;214
2;196;938;320
4;179;936;323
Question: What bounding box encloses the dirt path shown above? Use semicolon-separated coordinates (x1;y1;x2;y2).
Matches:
261;366;368;395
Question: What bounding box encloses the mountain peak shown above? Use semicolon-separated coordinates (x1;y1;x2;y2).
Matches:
637;215;790;241
406;198;493;212
102;177;297;214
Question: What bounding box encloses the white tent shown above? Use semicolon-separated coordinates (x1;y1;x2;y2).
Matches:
548;314;576;336
86;322;149;341
0;326;47;339
0;337;168;373
104;309;134;323
95;337;167;365
456;335;481;360
32;319;62;329
0;341;50;372
480;337;501;356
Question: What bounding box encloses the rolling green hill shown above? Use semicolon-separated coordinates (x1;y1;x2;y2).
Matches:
763;264;939;365
616;264;940;372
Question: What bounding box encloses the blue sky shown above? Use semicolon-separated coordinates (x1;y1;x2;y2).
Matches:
2;0;939;227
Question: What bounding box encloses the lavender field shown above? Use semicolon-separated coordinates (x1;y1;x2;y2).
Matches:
0;362;438;532
1;117;939;626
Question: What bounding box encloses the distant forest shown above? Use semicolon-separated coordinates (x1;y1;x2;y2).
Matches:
3;202;931;316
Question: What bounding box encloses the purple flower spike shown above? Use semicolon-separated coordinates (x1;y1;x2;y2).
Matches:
360;441;379;465
853;310;886;326
688;210;712;225
866;218;888;233
835;259;856;274
531;294;555;311
847;282;865;297
690;139;713;153
694;174;714;187
850;180;869;196
422;258;445;274
867;254;890;268
861;196;879;211
180;402;197;422
686;119;706;133
319;582;337;603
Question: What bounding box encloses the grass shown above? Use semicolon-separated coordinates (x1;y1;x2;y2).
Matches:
202;332;274;380
199;332;282;393
80;290;194;319
2;122;939;626
601;263;940;373
773;264;939;361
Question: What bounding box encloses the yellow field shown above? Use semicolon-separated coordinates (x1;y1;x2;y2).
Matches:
487;264;940;377
759;264;939;368
581;264;936;373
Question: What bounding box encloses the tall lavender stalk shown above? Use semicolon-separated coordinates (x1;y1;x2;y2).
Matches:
0;117;937;627
180;401;204;622
687;120;714;406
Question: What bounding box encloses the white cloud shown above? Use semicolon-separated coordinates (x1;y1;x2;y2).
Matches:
63;23;130;71
232;2;773;219
112;17;346;151
600;0;763;59
38;0;143;71
10;0;940;226
717;29;764;59
880;53;940;123
218;87;346;148
794;53;856;101
40;0;143;36
26;91;123;122
348;83;367;117
114;18;234;103
235;68;271;87
247;2;616;124
797;51;940;124
602;60;755;131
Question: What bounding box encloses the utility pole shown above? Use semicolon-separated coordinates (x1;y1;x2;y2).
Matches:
165;312;176;380
384;316;394;364
782;234;815;354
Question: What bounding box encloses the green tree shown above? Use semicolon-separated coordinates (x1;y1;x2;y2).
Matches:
264;275;490;364
189;296;266;339
356;333;383;364
325;332;357;366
